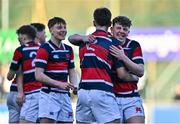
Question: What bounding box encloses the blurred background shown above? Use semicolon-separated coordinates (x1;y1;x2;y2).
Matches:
0;0;180;123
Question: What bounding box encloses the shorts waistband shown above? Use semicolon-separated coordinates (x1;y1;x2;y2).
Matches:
25;90;40;95
115;90;140;97
41;87;70;97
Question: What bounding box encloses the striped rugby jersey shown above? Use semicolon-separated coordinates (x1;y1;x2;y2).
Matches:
79;30;121;93
112;38;144;93
35;40;75;91
10;41;41;93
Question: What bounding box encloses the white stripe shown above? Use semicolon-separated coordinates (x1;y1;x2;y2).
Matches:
52;50;69;53
23;47;39;51
24;69;35;74
82;79;113;87
126;40;132;48
47;42;56;51
132;56;143;60
62;43;66;50
11;60;18;64
34;59;47;64
70;60;74;63
45;70;68;73
123;48;131;50
11;83;17;87
84;53;111;69
95;36;112;42
116;89;138;95
25;89;40;94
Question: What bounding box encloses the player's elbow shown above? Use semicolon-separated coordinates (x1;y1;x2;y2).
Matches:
137;69;144;77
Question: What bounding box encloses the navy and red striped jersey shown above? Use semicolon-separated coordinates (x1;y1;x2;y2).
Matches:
79;30;121;92
10;41;41;93
113;38;144;92
35;40;75;89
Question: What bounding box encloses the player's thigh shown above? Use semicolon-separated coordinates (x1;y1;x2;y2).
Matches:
91;90;121;123
76;89;95;123
20;92;39;123
7;92;21;123
123;97;145;122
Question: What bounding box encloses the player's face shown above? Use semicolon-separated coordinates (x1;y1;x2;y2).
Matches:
111;23;130;41
50;23;67;41
37;30;46;44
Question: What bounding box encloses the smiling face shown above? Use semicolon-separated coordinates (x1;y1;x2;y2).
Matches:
50;23;67;41
111;23;130;42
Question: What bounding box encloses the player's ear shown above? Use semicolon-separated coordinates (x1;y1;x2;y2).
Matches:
93;20;96;27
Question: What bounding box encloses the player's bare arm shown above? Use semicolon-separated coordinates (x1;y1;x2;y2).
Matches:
110;45;144;77
16;67;24;106
35;67;74;90
116;67;139;81
68;34;95;46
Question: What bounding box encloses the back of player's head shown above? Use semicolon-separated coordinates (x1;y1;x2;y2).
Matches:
48;17;66;29
112;16;132;27
16;25;36;40
30;23;45;32
93;7;111;27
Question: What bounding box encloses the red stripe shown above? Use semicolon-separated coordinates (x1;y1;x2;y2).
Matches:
23;59;33;71
132;47;142;58
24;81;42;92
46;62;68;70
113;82;138;92
36;48;49;61
80;44;112;66
81;68;112;83
93;31;110;37
13;49;22;62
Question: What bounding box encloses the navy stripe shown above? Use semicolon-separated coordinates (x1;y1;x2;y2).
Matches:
133;59;144;64
80;56;111;73
23;73;36;83
25;90;40;95
35;62;46;68
79;82;113;93
115;92;140;97
45;72;68;81
10;85;18;92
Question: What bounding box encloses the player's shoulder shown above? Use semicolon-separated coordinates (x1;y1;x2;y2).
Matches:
128;38;141;47
63;43;73;51
110;37;121;46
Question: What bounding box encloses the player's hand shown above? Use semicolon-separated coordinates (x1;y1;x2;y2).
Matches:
82;35;95;43
16;92;25;106
109;45;126;60
58;82;75;90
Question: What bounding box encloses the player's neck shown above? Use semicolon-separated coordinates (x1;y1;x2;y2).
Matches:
96;26;108;32
51;37;62;48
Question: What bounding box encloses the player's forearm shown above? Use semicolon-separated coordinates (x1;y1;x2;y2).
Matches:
17;73;24;94
35;68;63;88
122;56;144;77
68;34;84;46
122;73;139;81
69;69;79;88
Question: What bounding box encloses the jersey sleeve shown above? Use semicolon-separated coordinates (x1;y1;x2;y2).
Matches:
35;45;49;68
68;47;75;69
131;41;144;64
10;47;23;71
